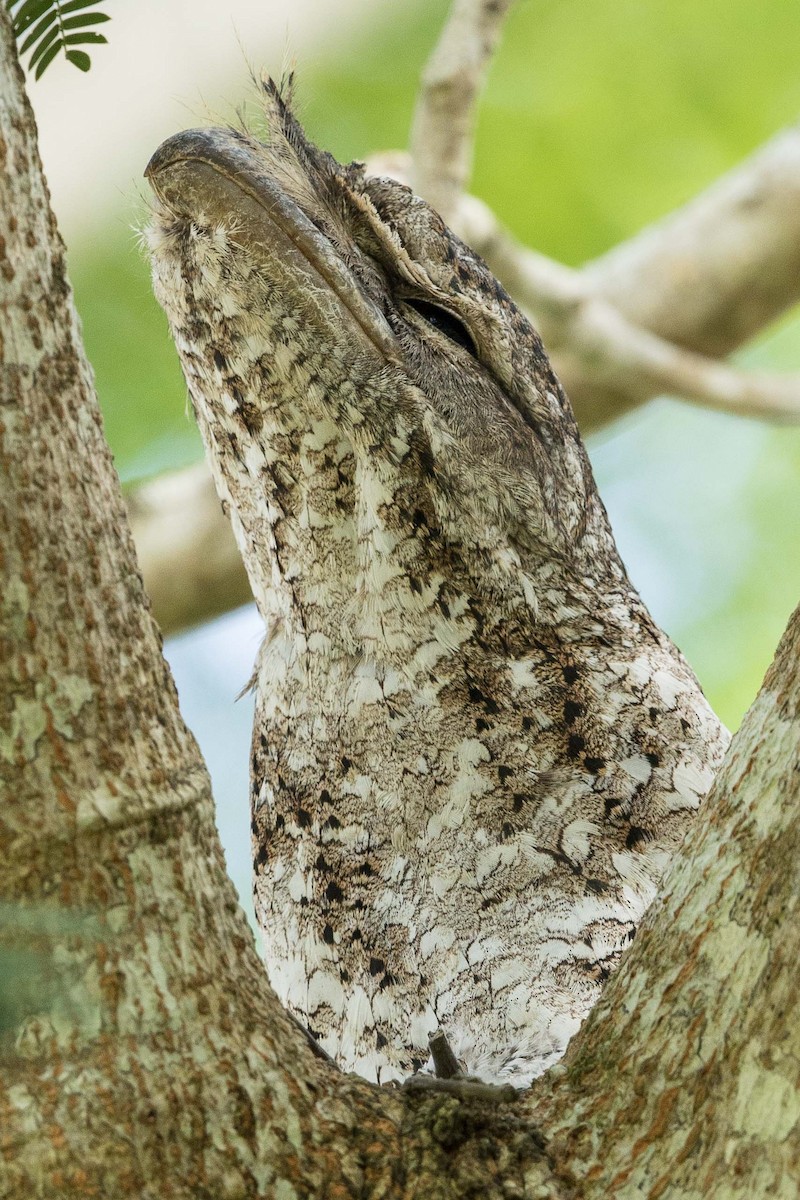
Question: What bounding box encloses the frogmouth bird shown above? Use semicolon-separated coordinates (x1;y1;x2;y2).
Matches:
145;83;728;1087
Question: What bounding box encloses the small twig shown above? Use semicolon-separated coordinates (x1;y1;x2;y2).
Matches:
402;1034;521;1101
410;0;515;221
570;296;800;423
429;1028;464;1079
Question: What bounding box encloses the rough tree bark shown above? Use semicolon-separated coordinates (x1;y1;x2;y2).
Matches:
1;8;799;1198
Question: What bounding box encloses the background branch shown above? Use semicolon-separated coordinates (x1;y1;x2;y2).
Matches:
128;463;252;634
409;0;515;220
456;123;800;427
585;124;800;359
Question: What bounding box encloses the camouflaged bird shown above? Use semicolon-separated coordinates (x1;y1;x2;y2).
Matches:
146;83;728;1087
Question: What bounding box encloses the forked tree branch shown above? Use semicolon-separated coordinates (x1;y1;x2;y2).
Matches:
6;5;800;1194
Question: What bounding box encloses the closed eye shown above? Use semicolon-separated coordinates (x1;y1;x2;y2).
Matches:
404;298;477;357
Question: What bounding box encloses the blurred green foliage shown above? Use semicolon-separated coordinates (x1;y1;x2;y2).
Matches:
67;0;800;728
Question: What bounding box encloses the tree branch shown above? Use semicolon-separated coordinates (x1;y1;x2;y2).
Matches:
127;462;252;634
409;0;515;220
585;123;800;361
7;4;800;1193
455;140;800;428
537;599;800;1193
457;196;800;422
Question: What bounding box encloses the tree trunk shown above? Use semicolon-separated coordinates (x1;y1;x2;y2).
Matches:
1;9;798;1197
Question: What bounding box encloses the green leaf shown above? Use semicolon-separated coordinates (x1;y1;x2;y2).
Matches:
63;30;107;45
62;11;110;28
32;36;60;78
26;19;60;69
12;1;112;78
65;47;90;70
10;0;52;36
18;6;57;54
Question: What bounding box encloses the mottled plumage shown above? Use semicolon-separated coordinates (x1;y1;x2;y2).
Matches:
146;86;728;1086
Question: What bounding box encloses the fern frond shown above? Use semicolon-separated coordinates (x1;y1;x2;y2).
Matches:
6;0;110;79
